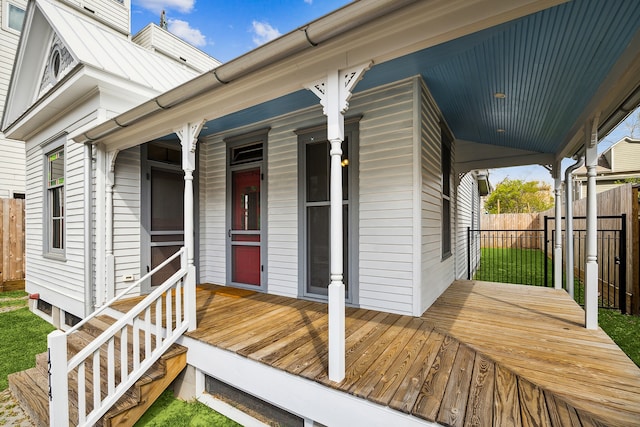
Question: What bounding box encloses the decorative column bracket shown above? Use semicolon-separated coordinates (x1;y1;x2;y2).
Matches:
175;119;206;332
305;61;371;383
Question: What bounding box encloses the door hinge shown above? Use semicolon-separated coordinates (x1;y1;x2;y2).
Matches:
261;265;264;272
261;173;264;181
146;172;150;180
146;265;150;273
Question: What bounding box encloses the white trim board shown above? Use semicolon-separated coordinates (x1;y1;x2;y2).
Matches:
180;335;438;427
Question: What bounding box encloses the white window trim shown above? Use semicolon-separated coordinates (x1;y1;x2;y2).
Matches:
2;1;26;35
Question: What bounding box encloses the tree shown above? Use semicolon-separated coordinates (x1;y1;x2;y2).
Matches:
484;179;553;214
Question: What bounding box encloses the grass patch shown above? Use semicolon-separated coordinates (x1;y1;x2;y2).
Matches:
0;307;55;391
599;309;640;366
135;390;241;427
0;291;27;300
475;247;552;286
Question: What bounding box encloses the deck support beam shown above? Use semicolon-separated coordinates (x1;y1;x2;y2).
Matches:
584;117;599;329
552;161;562;290
306;61;371;382
564;155;584;299
176;120;205;332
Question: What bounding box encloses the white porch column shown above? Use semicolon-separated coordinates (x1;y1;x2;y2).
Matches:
306;62;371;382
105;150;119;301
564;155;584;299
95;145;106;306
552;161;563;290
584;118;599;329
176;120;205;332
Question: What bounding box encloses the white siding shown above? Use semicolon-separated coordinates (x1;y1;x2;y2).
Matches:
25;137;86;317
199;137;226;285
112;146;141;293
198;79;420;314
355;80;416;314
132;24;220;73
0;0;27;197
455;172;481;280
419;79;455;313
58;0;129;35
0;136;25;197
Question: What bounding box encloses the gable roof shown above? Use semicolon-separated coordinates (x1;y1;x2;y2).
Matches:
2;0;199;138
74;0;640;167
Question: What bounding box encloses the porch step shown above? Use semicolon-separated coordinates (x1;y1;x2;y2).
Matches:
8;316;187;427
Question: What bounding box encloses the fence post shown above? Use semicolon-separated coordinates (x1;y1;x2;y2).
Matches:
48;330;69;426
544;216;549;287
620;214;627;314
467;227;471;280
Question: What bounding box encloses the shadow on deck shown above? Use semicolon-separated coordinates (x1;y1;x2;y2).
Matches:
112;280;640;426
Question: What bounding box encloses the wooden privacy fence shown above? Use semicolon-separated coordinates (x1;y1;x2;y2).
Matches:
479;213;543;249
0;198;25;291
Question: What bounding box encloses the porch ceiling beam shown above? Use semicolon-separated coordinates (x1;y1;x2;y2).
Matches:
455;139;554;173
74;0;568;150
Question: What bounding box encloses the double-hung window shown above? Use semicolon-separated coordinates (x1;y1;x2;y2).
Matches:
47;147;65;253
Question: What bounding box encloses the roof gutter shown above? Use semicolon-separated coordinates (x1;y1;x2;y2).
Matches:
76;0;417;144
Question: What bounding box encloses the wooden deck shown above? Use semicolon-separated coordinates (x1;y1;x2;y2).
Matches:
112;280;640;426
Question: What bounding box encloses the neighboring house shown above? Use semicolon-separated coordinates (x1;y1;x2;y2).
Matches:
573;136;640;197
3;0;640;426
0;0;27;199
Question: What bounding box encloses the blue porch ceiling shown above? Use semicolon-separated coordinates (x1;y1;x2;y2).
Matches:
198;0;640;155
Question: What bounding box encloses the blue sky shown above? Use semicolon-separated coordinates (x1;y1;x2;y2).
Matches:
131;0;638;188
130;0;351;63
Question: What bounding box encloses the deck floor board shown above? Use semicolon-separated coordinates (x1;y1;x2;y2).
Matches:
111;280;640;426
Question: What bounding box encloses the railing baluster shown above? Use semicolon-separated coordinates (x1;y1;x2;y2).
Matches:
50;247;189;427
78;362;86;424
176;279;182;329
120;325;128;384
93;349;101;412
133;318;140;371
166;288;173;335
107;337;115;395
145;307;151;360
156;298;162;350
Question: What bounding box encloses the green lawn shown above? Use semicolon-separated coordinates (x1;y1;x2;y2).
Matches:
0;307;55;391
134;390;240;427
475;247;553;287
0;290;238;425
474;247;640;366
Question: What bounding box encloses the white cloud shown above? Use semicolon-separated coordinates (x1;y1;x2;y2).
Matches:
168;19;206;47
251;20;281;46
134;0;194;14
304;0;313;4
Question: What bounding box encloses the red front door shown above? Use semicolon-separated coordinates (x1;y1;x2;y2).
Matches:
230;167;261;286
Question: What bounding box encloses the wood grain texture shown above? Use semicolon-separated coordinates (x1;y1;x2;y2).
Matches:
108;282;640;426
464;354;494;427
437;343;475;427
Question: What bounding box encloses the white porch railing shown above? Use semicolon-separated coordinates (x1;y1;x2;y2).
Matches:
48;247;192;427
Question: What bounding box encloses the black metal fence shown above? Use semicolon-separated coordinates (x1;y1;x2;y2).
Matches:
468;215;627;312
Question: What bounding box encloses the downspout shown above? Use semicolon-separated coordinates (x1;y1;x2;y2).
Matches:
84;143;94;316
564;154;584;299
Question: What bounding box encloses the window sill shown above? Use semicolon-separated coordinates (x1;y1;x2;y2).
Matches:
43;252;67;262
